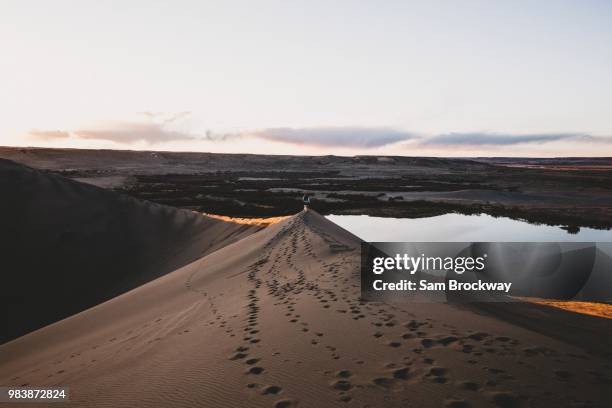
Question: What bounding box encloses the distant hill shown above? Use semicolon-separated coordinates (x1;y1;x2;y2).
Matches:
0;146;491;175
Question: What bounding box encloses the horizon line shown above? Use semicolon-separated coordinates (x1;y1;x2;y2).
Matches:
1;145;612;160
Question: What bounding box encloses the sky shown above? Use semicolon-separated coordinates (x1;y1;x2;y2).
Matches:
1;0;612;157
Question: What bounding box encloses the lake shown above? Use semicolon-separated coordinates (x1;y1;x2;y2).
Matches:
326;213;612;242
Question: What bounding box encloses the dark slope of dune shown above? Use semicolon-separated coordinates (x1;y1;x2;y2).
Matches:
3;210;612;408
0;159;262;343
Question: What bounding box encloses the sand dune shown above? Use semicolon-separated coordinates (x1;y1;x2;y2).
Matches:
0;159;262;342
2;209;612;408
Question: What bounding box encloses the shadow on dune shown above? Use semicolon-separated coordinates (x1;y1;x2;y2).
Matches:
0;159;262;343
464;300;612;359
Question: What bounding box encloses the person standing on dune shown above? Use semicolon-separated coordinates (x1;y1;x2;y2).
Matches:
303;194;311;211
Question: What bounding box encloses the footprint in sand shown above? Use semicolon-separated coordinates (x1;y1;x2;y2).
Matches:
392;367;410;380
247;366;264;375
421;339;434;348
336;370;352;378
332;380;352;391
261;385;282;395
438;336;459;346
230;352;248;360
426;366;448;383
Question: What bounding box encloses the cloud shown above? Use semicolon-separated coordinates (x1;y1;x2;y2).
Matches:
72;122;195;144
29;115;196;144
29;130;71;140
421;132;609;146
248;127;418;148
203;130;245;142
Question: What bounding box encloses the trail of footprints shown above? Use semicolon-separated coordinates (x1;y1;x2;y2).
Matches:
222;214;354;406
225;218;298;407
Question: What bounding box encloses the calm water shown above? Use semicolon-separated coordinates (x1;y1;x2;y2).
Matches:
326;213;612;242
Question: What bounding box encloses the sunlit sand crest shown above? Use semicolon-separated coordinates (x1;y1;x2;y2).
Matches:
202;212;290;227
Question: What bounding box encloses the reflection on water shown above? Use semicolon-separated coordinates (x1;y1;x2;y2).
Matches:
326;213;612;242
